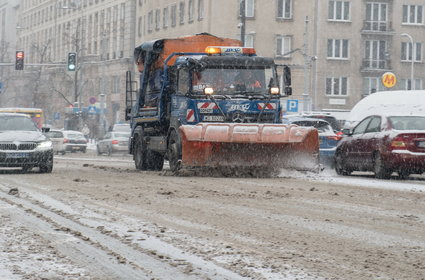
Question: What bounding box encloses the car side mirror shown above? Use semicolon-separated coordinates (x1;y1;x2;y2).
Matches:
342;128;352;135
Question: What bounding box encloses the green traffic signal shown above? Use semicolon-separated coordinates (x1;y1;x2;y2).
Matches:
67;52;76;71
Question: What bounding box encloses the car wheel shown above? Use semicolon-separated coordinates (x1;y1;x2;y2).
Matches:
167;130;182;173
398;170;410;179
334;152;350;176
81;148;87;153
96;145;102;155
39;154;53;173
134;131;147;170
373;152;391;179
107;147;112;156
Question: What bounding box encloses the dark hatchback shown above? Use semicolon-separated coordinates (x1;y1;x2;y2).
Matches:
0;113;53;172
335;115;425;179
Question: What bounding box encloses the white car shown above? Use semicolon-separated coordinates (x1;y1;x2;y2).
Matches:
97;131;130;155
45;130;66;154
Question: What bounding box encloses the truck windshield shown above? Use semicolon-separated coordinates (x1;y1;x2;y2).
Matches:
192;68;275;95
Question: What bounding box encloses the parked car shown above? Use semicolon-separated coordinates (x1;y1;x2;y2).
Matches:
45;129;66;155
62;130;87;153
97;131;130;155
283;116;341;166
0;113;53;172
295;112;342;133
335;114;425;179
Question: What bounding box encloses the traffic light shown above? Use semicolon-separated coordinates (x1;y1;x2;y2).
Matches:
15;50;24;70
67;52;76;71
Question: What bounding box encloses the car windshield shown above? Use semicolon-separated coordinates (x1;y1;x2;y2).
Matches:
0;115;38;131
46;131;63;138
66;132;85;139
389;116;425;130
292;120;333;133
192;67;274;95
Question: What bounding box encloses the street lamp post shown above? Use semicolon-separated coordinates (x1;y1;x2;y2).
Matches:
401;33;415;90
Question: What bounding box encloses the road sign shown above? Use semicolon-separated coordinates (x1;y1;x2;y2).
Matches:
89;97;97;104
88;106;97;114
381;72;397;88
287;99;299;112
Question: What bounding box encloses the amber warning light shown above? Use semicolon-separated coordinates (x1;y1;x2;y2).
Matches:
205;46;256;56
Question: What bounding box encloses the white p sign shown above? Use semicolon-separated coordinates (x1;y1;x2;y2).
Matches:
287;100;299;112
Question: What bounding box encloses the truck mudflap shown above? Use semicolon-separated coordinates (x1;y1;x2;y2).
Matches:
179;123;320;172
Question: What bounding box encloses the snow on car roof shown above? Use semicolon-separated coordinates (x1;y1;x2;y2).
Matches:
345;90;425;128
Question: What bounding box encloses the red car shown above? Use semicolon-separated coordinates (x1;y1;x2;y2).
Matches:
335;115;425;179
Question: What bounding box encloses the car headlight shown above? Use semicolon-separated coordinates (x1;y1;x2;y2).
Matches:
38;141;53;148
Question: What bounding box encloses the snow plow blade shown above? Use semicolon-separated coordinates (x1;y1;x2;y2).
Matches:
179;123;320;172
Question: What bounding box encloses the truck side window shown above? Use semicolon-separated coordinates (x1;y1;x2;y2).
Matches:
177;69;189;95
144;68;163;107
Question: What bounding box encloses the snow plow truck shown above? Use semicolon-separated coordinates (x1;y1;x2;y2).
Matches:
125;33;319;174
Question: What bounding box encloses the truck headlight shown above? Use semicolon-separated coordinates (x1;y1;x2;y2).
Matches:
203;87;214;95
269;87;280;95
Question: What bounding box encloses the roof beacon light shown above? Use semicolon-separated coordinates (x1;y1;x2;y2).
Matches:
205;46;256;56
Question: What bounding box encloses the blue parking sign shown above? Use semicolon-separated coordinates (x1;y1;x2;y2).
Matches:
287;100;299;112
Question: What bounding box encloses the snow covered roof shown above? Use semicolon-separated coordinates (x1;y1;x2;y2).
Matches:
345;90;425;128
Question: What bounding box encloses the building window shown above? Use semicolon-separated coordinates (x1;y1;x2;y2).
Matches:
326;77;348;96
364;40;387;69
400;79;422;90
328;0;350;21
402;5;424;24
163;7;169;28
137;16;142;37
188;0;194;22
363;77;384;96
277;0;292;19
112;76;120;93
276;36;291;57
365;2;388;31
244;34;254;48
401;42;422;62
327;39;349;59
171;4;177;27
240;0;255;18
198;0;204;20
147;10;153;32
179;1;185;24
155;9;161;30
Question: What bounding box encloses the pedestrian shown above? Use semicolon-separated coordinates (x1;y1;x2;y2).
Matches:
82;124;90;141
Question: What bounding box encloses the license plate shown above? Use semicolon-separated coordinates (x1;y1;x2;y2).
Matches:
203;115;225;122
417;141;425;148
72;147;81;150
6;153;29;158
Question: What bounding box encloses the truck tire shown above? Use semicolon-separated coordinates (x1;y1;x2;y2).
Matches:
134;131;148;170
167;130;182;172
147;150;164;171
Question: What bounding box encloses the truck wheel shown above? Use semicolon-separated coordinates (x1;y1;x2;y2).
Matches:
134;133;148;170
167;130;181;172
373;152;391;179
147;150;164;171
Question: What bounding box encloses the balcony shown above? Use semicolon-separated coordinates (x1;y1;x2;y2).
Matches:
362;21;394;35
361;58;392;72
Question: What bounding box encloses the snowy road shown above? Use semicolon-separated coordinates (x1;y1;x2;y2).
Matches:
0;153;424;279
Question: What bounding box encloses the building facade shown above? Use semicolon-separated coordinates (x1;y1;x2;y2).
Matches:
3;0;136;133
136;0;425;113
0;0;424;130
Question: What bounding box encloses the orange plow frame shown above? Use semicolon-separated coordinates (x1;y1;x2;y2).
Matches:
179;123;320;171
